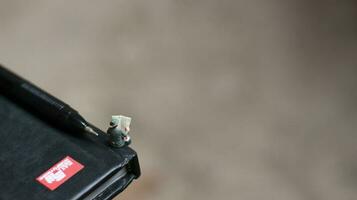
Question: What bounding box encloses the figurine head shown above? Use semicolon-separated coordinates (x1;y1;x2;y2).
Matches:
110;115;131;135
109;116;120;128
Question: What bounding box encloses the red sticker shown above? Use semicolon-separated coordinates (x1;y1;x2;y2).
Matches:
36;156;84;191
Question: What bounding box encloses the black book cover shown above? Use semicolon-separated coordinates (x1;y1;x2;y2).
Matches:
0;95;140;200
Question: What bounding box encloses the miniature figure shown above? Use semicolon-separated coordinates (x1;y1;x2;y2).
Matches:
107;115;132;148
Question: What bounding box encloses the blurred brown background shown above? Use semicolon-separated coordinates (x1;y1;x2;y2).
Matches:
1;1;357;199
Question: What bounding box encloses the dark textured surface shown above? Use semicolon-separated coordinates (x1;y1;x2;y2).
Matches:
0;94;139;200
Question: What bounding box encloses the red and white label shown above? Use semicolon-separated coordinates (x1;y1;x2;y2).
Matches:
36;156;84;191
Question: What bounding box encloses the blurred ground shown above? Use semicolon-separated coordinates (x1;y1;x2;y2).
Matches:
1;1;357;200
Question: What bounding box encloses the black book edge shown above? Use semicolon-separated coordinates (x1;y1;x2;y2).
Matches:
78;126;141;200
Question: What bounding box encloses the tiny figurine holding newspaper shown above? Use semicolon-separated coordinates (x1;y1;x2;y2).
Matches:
107;115;132;148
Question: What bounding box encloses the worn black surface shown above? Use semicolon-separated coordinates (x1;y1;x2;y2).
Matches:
0;94;140;200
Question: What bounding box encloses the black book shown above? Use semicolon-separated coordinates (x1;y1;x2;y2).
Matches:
0;94;140;200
